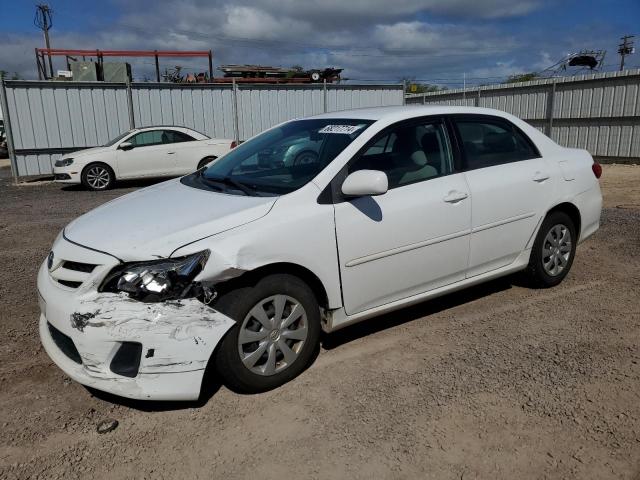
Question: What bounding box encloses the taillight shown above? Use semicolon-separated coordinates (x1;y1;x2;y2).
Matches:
230;141;237;149
592;161;602;179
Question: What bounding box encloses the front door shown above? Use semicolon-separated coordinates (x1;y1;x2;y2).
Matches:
334;119;471;315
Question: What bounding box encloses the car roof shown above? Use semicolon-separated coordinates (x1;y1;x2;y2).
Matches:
307;105;516;122
131;125;209;138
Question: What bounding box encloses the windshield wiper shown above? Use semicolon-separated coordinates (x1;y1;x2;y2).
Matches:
202;174;255;196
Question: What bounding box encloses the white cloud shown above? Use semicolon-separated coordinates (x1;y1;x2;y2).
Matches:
0;0;604;86
221;6;310;40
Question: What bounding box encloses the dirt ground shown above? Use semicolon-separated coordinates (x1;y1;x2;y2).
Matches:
0;164;638;479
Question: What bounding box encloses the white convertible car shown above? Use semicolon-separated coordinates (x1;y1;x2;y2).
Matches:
53;126;234;190
38;106;602;400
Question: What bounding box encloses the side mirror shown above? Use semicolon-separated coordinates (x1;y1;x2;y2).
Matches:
341;170;388;197
119;141;134;150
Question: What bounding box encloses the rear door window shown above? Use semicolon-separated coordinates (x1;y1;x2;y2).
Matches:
165;130;196;143
453;117;539;170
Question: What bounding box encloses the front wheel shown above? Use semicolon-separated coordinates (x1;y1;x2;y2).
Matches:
197;156;216;170
213;274;321;393
81;163;115;191
525;211;577;288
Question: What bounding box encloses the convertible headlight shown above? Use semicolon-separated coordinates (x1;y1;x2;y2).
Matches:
101;250;210;302
55;158;74;167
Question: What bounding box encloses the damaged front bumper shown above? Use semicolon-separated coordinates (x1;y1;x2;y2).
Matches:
37;260;235;401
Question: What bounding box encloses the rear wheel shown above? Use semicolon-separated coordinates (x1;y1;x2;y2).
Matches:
197;156;216;170
81;163;114;191
213;274;321;393
525;211;577;287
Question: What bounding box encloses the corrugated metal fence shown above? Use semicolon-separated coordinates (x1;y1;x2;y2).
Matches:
406;69;640;161
0;80;404;178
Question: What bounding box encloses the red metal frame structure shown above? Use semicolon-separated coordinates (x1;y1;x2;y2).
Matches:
35;48;213;81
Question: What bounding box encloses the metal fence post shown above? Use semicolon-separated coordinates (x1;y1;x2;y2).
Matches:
547;80;557;138
0;74;19;183
323;79;327;113
125;79;135;129
232;78;240;143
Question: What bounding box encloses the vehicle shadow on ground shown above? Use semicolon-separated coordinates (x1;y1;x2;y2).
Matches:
321;275;521;350
87;274;524;412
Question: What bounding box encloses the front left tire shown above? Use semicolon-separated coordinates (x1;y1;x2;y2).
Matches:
213;273;321;393
81;163;115;191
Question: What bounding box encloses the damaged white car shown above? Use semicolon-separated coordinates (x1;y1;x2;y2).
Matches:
38;106;603;400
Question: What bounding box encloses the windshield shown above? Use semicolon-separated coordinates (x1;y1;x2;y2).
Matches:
181;118;373;196
103;130;134;147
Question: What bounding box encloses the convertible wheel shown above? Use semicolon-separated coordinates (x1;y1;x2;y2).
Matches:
197;156;216;170
525;210;577;288
213;274;321;393
82;163;114;191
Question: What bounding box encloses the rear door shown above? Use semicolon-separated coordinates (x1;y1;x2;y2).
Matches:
451;115;552;277
333;118;471;315
116;130;178;178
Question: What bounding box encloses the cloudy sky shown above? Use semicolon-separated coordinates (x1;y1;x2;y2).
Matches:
1;0;638;87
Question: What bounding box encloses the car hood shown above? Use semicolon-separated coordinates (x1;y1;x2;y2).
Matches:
64;179;277;260
69;146;111;158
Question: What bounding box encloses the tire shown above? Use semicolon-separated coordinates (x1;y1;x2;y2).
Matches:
213;274;321;393
81;163;115;191
197;156;216;170
525;210;577;288
310;71;321;82
293;150;318;166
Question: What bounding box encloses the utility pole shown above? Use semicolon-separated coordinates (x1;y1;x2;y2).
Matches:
618;35;635;71
34;4;54;78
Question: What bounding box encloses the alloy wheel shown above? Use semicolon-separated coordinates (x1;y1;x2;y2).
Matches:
86;166;110;189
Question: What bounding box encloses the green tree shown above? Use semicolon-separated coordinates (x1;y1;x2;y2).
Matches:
286;65;305;78
0;70;23;80
502;72;538;84
401;77;448;93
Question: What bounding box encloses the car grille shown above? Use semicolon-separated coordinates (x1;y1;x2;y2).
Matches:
48;322;82;364
49;259;101;290
62;261;97;273
57;279;83;288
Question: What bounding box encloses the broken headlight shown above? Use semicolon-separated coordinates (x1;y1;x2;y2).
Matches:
101;250;210;302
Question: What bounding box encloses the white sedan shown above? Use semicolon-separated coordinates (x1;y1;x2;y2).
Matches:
38;106;602;400
53;126;234;190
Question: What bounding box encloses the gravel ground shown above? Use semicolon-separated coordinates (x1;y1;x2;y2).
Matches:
0;165;638;479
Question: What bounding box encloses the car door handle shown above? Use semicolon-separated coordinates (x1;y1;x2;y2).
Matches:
443;191;469;203
167;151;176;155
532;171;550;182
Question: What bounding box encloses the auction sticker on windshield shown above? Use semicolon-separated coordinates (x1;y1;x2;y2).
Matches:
318;124;365;135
